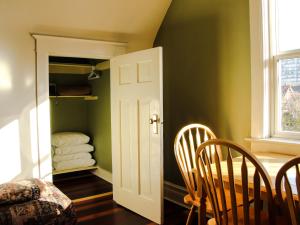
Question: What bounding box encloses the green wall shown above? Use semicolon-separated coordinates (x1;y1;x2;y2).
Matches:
50;74;89;133
88;70;112;172
50;99;89;133
154;0;251;185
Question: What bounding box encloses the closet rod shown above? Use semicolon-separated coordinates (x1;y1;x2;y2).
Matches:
49;60;110;70
49;61;110;74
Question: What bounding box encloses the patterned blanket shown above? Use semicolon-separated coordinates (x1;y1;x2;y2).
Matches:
0;179;76;225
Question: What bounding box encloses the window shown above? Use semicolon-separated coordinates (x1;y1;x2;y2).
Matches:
250;0;300;152
272;0;300;138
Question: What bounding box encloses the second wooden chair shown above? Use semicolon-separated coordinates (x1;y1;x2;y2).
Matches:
196;139;275;225
275;156;300;225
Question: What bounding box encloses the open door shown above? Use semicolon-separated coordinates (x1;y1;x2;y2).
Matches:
110;47;163;224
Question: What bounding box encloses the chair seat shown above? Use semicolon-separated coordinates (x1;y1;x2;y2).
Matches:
184;194;211;210
184;188;249;214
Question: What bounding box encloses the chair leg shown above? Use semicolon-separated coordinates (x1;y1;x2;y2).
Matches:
198;205;206;225
199;192;207;225
186;205;195;225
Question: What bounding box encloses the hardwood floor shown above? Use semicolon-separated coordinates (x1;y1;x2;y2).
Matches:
74;193;193;225
53;171;198;225
53;170;112;200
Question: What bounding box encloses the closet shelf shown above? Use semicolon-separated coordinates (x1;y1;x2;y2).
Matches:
50;96;98;100
52;166;98;175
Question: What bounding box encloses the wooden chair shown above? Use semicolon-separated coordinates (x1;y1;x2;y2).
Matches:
275;156;300;225
195;139;275;225
174;123;217;225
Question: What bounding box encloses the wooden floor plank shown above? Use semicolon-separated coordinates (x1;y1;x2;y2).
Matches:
53;171;112;200
54;171;198;224
72;192;113;203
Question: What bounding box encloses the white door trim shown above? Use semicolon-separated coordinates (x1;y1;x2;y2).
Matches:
33;34;127;181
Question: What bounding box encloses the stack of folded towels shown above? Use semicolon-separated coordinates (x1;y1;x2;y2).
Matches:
51;132;96;171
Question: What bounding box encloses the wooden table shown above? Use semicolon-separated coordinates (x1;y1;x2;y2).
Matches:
195;152;296;225
210;152;296;196
253;152;294;188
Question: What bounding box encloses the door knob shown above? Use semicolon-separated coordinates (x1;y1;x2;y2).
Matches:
149;118;158;124
149;114;159;134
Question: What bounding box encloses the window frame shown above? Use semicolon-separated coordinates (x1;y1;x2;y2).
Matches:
249;0;300;153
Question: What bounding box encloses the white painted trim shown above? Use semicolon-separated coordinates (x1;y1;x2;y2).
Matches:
33;34;127;181
163;181;188;208
91;167;113;183
32;34;127;47
249;0;271;140
246;137;300;155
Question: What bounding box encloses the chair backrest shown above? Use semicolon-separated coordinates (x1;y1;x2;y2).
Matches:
275;156;300;225
196;139;274;225
174;123;217;200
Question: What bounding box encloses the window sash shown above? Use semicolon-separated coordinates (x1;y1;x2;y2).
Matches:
272;52;300;139
270;0;300;139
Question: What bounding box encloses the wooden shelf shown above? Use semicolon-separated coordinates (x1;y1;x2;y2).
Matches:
53;166;98;175
50;96;98;100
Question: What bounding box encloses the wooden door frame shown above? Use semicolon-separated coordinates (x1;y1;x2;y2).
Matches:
33;34;127;181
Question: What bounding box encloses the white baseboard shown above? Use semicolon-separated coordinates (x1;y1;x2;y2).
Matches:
164;181;188;208
91;167;112;183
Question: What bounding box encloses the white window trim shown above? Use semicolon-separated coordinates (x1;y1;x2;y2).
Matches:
249;0;271;139
248;0;300;154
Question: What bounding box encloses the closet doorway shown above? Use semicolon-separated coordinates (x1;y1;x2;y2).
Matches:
34;35;164;224
48;56;111;180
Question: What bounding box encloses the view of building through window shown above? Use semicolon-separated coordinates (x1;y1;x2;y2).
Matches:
280;57;300;131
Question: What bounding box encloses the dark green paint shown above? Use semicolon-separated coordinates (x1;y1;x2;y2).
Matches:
50;99;89;133
154;0;251;185
88;70;112;172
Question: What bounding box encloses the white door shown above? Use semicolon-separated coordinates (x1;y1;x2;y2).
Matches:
110;47;163;224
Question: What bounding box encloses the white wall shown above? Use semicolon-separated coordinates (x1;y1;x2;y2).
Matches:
0;0;171;183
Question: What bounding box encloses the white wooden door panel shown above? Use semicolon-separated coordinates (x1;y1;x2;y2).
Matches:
119;99;136;192
111;47;163;224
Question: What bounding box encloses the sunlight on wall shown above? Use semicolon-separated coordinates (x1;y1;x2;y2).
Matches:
25;76;33;87
38;100;52;181
0;120;21;183
30;107;40;178
0;62;12;91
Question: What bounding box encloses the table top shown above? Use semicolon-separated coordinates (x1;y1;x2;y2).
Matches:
253;152;294;186
210;152;296;195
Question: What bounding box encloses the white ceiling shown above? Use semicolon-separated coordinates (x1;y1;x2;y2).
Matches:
0;0;171;50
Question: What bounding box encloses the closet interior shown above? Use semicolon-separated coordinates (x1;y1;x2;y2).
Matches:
48;56;112;176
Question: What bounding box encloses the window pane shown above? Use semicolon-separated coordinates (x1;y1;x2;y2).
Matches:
277;0;300;51
280;57;300;131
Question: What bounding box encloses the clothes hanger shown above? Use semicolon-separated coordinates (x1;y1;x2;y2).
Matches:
88;66;100;80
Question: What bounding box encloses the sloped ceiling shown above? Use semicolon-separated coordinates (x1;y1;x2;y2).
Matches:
0;0;172;50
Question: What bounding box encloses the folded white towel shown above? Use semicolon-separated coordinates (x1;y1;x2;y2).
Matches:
54;158;96;171
52;152;92;162
54;144;94;155
52;132;90;147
